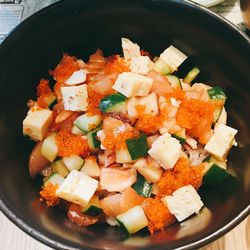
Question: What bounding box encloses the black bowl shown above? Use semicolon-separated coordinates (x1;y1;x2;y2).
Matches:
0;0;249;249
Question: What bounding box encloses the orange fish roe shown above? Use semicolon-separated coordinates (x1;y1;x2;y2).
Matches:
176;99;214;130
87;86;114;115
36;79;54;108
40;183;59;207
135;105;169;134
102;116;139;150
104;55;130;74
52;54;80;84
142;198;175;233
165;88;186;101
87;87;103;115
37;79;52;97
157;157;205;197
56;130;90;157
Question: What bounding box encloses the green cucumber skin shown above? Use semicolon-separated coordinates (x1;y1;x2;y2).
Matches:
171;134;186;145
74;114;101;132
203;164;228;186
132;174;152;198
126;133;149;160
207;87;226;100
87;129;101;149
116;219;130;236
99;93;126;113
82;206;102;216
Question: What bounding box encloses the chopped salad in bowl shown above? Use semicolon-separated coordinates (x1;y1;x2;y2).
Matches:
23;38;238;235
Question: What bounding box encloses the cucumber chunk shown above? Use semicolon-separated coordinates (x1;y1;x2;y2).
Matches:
43;94;57;109
44;173;65;187
41;133;58;162
87;128;101;149
132;174;152;198
172;129;186;145
99;93;126;113
74;113;102;132
71;125;86;135
82;195;102;216
203;164;228;186
183;67;200;84
51;159;70;177
153;59;171;75
203;155;227;169
116;206;148;235
62;155;84;171
166;75;181;89
207;87;227;123
126;133;149;160
207;87;227;100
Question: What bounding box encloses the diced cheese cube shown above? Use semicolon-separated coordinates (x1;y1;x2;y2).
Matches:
112;72;153;97
130;56;154;74
162;185;204;222
61;84;88;111
148;132;182;169
23;108;53;141
121;38;141;60
65;69;87;85
204;124;238;161
160;45;187;71
56;170;98;207
126;93;159;118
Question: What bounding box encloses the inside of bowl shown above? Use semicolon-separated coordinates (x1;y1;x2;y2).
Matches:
0;0;249;249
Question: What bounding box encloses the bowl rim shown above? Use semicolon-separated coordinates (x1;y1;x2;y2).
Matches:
0;0;249;249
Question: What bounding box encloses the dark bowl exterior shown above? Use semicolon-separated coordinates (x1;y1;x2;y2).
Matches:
0;0;249;249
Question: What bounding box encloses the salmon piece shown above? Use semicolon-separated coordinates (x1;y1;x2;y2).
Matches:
100;187;144;217
67;203;99;227
88;74;117;95
100;167;137;192
50;102;79;132
176;99;214;142
102;116;137;150
147;70;173;95
84;49;107;80
29;142;49;177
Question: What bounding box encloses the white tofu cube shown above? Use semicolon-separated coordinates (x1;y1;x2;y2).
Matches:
160;45;187;71
126;93;159;118
23;108;53;141
61;84;88;111
121;38;141;60
204;123;238;161
148;132;182;169
130;56;154;74
56;170;98;207
112;72;153;97
65;69;87;85
162;185;204;222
